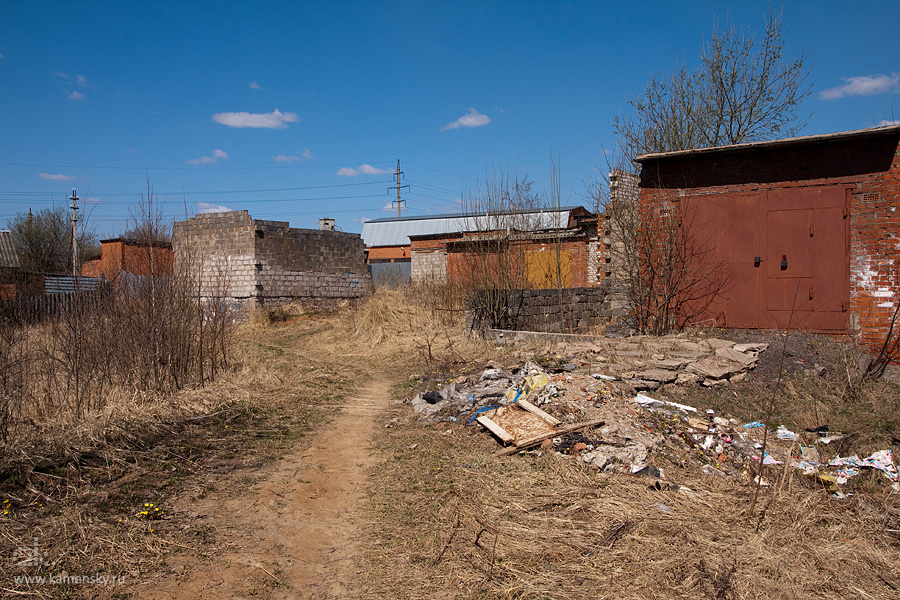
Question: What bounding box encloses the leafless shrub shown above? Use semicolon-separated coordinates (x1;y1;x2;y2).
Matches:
0;188;234;458
602;187;729;335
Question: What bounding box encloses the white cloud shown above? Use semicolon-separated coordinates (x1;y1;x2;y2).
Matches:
273;148;314;162
212;108;299;129
0;53;5;60
381;202;395;211
441;108;490;131
336;163;392;177
38;173;76;181
188;148;229;165
55;72;89;86
877;119;900;127
198;201;233;214
821;73;900;100
84;197;101;204
249;81;261;90
352;217;371;224
67;90;85;100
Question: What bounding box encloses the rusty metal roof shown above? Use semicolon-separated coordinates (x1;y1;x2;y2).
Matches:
361;206;587;248
0;230;20;269
635;124;900;163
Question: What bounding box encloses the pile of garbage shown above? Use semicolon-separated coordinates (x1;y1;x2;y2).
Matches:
410;357;899;495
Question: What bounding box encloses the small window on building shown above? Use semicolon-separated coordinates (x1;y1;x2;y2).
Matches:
255;229;264;238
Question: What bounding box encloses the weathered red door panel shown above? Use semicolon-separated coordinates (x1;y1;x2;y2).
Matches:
682;193;761;328
764;187;849;332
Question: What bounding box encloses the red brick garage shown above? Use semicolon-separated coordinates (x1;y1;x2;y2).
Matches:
636;125;900;350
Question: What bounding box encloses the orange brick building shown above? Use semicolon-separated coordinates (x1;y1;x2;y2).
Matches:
81;238;174;282
361;207;599;287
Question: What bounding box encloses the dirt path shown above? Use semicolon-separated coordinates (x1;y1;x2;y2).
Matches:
134;376;393;599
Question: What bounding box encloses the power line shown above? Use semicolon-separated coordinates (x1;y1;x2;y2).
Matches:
405;161;467;179
0;180;392;198
0;160;398;171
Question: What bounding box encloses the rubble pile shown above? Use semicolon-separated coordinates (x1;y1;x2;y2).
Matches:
409;348;899;495
585;336;769;391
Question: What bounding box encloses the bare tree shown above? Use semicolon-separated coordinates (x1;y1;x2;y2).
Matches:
614;9;812;164
7;206;98;274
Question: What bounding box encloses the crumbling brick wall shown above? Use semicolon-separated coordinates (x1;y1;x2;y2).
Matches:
173;210;371;306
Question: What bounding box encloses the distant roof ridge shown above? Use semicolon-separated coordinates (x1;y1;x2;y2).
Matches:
365;205;586;224
635;124;900;163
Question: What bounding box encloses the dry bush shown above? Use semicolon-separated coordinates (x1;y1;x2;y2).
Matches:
0;271;235;468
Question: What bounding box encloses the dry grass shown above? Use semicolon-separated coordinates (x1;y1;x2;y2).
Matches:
357;312;900;599
5;286;899;598
363;416;900;600
0;309;358;597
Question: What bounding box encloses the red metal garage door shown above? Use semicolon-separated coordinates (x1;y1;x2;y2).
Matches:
682;186;849;332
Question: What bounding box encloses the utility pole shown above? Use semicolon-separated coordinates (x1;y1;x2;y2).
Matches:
388;159;409;217
70;189;79;277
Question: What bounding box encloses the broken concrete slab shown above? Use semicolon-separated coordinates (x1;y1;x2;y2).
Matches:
715;346;758;367
634;368;679;383
701;338;737;351
675;372;700;385
734;342;769;355
650;358;690;370
628;379;661;391
687;357;745;380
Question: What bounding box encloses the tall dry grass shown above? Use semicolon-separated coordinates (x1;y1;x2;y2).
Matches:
341;284;490;372
0;272;236;469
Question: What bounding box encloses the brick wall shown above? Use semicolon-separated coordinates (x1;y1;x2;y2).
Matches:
639;130;900;350
410;229;602;288
173;210;371;305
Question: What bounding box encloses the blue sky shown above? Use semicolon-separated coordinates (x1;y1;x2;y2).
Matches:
1;1;898;238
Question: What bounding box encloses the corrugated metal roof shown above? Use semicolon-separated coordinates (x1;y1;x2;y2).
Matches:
361;206;586;248
44;275;103;295
635;124;900;163
0;230;20;269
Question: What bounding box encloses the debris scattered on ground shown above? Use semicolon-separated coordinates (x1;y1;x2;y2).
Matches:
408;345;899;495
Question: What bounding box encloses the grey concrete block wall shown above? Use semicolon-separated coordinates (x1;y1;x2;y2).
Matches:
173;210;371;305
466;286;623;334
411;251;447;282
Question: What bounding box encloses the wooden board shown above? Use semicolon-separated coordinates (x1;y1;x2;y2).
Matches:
491;405;556;443
493;419;606;457
517;399;561;426
476;415;514;444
